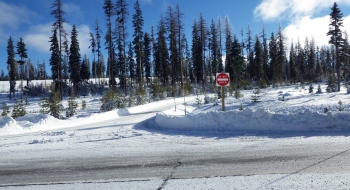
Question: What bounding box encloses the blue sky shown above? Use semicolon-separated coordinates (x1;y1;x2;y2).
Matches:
1;0;350;76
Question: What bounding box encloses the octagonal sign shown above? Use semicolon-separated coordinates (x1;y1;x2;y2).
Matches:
216;72;230;87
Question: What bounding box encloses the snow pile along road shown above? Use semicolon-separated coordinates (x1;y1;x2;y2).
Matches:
155;107;350;132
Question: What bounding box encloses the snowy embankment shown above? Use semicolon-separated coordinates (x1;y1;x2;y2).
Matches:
156;106;350;132
1;84;350;136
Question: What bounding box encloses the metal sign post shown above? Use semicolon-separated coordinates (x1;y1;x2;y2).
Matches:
216;72;230;112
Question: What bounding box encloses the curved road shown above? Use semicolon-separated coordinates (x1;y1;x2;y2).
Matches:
1;103;350;188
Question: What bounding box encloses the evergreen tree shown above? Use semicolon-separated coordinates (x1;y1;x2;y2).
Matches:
261;26;269;83
51;0;67;99
127;42;136;86
245;24;253;80
254;35;265;83
89;31;96;81
227;36;245;99
94;20;103;81
103;0;115;88
327;2;344;91
154;15;169;85
199;13;207;87
27;59;35;83
115;0;129;93
209;19;219;80
1;102;10;117
80;56;90;82
66;95;78;118
217;16;224;73
68;25;81;96
132;0;144;84
269;32;277;83
7;36;17;100
49;29;60;91
16;37;28;101
289;42;298;83
276;25;285;82
143;32;151;85
11;100;26;119
39;89;62;119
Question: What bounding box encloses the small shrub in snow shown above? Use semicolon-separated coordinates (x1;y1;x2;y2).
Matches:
251;86;261;103
309;83;314;93
337;100;344;112
11;100;26;119
1;102;10;117
195;93;202;107
39;90;62;119
150;79;167;101
316;84;322;94
239;103;244;111
81;100;86;110
100;89;126;112
326;75;338;93
66;96;78;118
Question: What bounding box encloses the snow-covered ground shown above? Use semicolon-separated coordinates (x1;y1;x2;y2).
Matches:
1;83;350;189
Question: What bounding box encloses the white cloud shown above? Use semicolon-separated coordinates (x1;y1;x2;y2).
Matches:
24;23;52;53
254;0;350;21
283;15;350;49
254;0;350;50
0;1;38;45
0;1;37;29
23;23;92;56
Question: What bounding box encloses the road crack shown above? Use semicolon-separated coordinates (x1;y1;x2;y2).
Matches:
157;159;182;190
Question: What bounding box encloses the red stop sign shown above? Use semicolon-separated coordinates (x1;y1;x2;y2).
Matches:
216;73;230;87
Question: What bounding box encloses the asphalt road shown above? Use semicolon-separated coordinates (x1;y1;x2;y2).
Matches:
1;103;350;188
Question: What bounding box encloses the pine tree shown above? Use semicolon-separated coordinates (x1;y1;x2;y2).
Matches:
51;0;67;100
16;37;28;102
227;36;245;99
68;25;81;96
143;32;151;85
154;15;169;85
94;20;103;81
276;25;285;82
89;31;96;80
127;42;136;86
39;89;62;119
289;42;298;83
66;95;78;118
254;35;264;82
327;2;344;92
1;102;10;117
7;36;17;100
103;0;115;89
80;57;90;82
11;100;26;119
116;0;129;93
132;0;143;84
269;32;277;83
49;29;61;92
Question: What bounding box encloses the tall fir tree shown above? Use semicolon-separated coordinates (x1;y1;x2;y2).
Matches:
327;2;344;91
127;42;136;86
103;0;115;88
143;32;151;85
51;0;67;99
115;0;129;93
7;36;17;100
68;25;81;96
16;37;28;101
132;0;144;85
154;15;169;85
80;55;90;82
268;32;277;82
